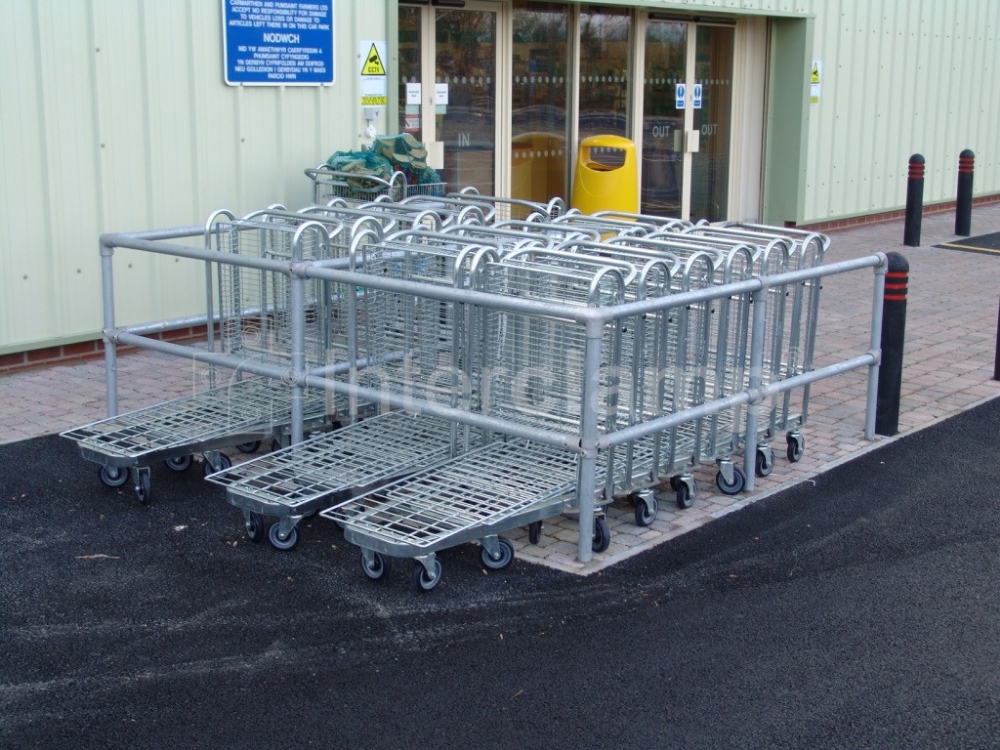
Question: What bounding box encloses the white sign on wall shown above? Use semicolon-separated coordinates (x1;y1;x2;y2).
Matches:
810;60;822;104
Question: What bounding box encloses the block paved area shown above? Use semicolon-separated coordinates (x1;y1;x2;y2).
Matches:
3;205;999;574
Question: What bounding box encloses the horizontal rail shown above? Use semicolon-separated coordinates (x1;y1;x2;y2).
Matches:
101;229;886;330
110;331;581;452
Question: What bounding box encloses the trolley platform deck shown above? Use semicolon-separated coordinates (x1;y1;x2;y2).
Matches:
61;377;337;503
321;439;600;590
205;411;468;549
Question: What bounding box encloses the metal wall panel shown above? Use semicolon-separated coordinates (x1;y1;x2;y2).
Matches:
1;0;386;353
3;0;1000;352
801;0;1000;223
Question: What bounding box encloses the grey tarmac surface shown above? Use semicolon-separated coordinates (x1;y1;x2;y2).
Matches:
3;397;1000;749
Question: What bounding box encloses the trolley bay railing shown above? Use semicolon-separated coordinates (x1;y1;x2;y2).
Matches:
65;200;886;590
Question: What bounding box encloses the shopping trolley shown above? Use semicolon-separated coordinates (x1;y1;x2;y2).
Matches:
305;165;406;205
682;223;829;468
204;227;505;548
62;216;348;504
322;249;629;590
403;187;565;224
597;234;765;498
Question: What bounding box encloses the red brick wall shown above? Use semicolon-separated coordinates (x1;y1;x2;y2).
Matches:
0;326;211;375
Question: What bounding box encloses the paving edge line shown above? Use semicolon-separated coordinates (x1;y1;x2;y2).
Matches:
526;387;1000;577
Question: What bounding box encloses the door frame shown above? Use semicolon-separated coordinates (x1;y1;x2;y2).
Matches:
634;11;743;221
405;0;508;196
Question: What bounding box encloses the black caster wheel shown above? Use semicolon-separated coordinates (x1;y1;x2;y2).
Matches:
244;512;266;543
267;523;299;551
755;448;774;477
99;465;129;488
715;466;746;495
676;483;694;510
164;455;192;472
412;559;443;592
633;494;658;527
592;516;611;553
480;538;515;571
361;551;392;581
134;468;152;505
786;434;805;463
527;521;542;545
235;440;261;454
203;453;233;476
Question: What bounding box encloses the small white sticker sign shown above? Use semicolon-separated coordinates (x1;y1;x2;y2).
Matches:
406;82;422;105
810;60;822;104
675;83;686;110
692;83;703;109
435;83;449;106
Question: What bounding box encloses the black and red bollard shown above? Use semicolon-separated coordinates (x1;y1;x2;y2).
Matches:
903;154;924;247
876;252;909;436
956;149;975;236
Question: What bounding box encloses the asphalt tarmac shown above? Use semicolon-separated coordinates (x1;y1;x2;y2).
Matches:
3;398;1000;749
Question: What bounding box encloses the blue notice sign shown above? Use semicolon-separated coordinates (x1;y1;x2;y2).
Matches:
222;1;335;85
675;83;686;110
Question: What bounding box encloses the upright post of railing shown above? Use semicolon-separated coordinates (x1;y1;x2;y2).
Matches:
742;282;769;494
955;149;975;237
100;240;119;417
289;272;306;446
903;155;925;247
576;319;604;564
875;252;909;436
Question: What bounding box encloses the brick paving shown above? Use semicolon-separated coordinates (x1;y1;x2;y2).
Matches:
3;205;999;574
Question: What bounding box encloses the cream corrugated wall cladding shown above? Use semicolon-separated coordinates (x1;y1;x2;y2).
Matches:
1;0;376;354
803;0;999;222
2;0;999;353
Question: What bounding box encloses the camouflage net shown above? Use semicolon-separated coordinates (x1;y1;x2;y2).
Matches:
324;134;445;197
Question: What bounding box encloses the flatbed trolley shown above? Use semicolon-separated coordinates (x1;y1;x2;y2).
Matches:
323;439;582;591
203;228;510;548
63;214;351;503
61;377;333;504
322;249;629;591
206;411;465;550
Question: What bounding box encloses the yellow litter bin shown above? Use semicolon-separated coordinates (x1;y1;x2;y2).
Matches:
571;135;638;215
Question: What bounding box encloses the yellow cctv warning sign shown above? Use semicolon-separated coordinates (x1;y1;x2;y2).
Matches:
811;62;821;84
363;44;386;76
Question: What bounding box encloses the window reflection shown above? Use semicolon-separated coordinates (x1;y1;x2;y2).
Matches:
691;25;734;222
512;1;570;206
642;21;686;217
577;5;631;142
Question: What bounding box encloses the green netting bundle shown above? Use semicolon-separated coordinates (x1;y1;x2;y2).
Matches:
325;149;393;181
373;134;444;195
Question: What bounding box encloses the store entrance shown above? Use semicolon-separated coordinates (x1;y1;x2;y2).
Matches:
399;1;502;196
641;17;735;222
